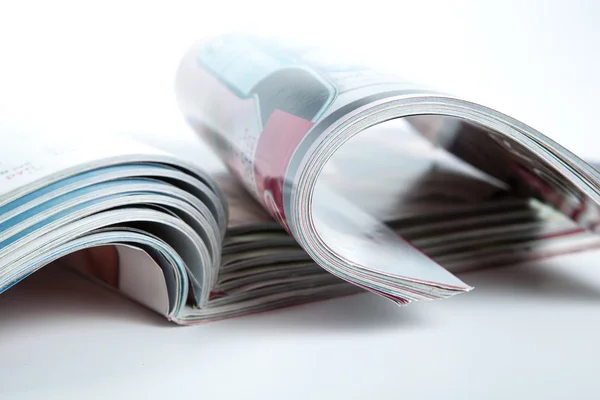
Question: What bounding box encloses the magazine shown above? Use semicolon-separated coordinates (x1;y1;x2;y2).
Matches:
1;33;599;324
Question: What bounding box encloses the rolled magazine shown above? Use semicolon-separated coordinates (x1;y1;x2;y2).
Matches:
1;33;599;324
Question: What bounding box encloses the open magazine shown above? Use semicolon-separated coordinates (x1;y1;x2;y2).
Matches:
2;33;600;324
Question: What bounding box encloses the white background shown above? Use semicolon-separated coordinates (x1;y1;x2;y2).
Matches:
1;0;600;399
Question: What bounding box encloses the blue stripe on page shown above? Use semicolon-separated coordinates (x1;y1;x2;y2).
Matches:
0;193;126;250
0;179;153;233
0;163;178;217
0;178;177;250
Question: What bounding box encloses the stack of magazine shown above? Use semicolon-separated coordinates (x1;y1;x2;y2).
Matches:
1;33;600;324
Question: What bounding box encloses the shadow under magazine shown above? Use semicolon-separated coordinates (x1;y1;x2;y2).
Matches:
2;253;600;331
456;250;600;304
0;263;171;331
216;291;430;335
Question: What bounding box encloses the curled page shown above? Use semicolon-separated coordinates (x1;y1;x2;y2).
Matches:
176;33;600;305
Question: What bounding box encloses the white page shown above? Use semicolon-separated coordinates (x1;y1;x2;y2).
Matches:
116;245;170;316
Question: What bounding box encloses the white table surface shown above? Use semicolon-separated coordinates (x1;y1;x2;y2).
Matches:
1;1;600;399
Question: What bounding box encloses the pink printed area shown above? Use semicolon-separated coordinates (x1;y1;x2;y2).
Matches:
254;109;313;228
